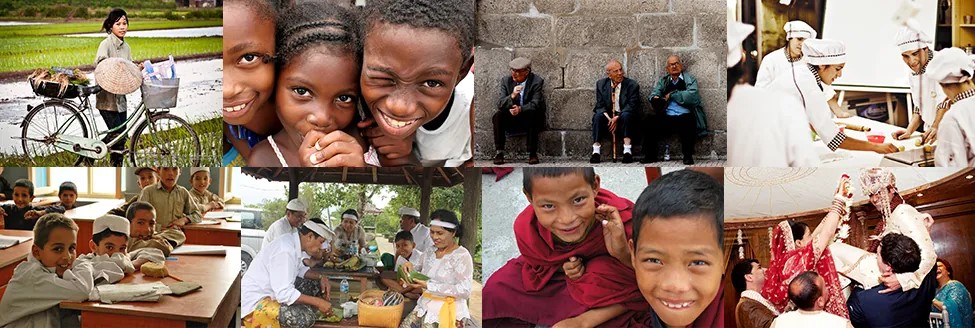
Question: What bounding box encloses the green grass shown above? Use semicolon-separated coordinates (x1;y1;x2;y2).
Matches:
0;20;222;37
0;19;222;73
0;116;221;166
0;36;220;72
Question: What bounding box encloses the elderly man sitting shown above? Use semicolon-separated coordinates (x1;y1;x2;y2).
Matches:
590;59;641;163
494;57;547;165
645;55;705;165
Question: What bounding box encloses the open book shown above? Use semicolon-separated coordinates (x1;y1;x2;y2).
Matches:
0;235;32;249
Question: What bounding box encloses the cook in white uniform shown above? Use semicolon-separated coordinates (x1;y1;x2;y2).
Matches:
891;27;950;145
928;47;975;166
755;20;815;89
768;38;899;155
727;21;819;167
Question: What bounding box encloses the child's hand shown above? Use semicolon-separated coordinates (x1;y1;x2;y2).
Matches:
552;317;585;328
400;261;414;274
132;258;149;270
299;129;366;167
596;204;630;267
357;118;413;160
562;256;585;280
24;210;40;220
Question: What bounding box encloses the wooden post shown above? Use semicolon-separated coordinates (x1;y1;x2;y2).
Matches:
420;168;433;224
460;167;481;254
289;169;299;201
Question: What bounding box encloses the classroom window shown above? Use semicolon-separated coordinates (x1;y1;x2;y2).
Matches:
34;167;119;197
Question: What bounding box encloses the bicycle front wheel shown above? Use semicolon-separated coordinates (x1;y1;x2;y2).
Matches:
129;113;201;166
21;101;89;166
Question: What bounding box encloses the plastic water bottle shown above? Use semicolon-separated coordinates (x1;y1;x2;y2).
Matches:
352;240;359;255
339;278;350;303
663;144;671;161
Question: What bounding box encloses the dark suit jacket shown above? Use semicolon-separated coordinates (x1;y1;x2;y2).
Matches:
848;266;938;328
593;77;641;117
497;73;546;115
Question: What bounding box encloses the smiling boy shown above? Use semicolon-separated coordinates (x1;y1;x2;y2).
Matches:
629;169;725;328
356;0;476;167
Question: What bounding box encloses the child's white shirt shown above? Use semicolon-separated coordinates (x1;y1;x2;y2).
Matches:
0;256;98;327
394;248;423;271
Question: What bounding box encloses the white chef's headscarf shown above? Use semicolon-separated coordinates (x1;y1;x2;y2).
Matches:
785;20;816;40
728;22;755;68
927;47;975;84
803;39;847;66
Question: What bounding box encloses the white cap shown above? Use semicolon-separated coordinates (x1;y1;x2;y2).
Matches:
803;39;847;66
895;27;932;53
785;20;816;40
190;167;209;176
286;199;308;212
302;220;328;238
93;215;130;237
728;22;755;68
927;48;975;84
398;207;421;218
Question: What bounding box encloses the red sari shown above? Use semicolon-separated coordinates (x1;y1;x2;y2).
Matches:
761;220;848;318
483;189;723;327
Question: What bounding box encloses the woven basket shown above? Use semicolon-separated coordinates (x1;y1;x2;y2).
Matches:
357;289;404;328
94;57;142;95
29;78;81;99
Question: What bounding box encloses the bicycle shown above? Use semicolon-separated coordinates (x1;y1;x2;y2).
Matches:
18;77;202;166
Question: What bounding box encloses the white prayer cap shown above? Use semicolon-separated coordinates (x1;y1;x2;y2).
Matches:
398;207;421;218
302;220;328;238
190;167;209;176
728;22;755;68
784;20;816;40
93;215;130;237
894;27;932;52
286;198;308;212
927;47;975;84
803;39;847;66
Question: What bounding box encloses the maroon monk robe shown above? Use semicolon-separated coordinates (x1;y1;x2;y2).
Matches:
483;188;652;327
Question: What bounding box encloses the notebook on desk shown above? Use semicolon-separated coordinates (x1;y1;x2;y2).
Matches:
0;235;32;249
171;245;227;255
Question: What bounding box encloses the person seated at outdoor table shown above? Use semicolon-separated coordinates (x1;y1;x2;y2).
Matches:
242;221;334;328
380;230;424;300
334;209;367;256
399;209;478;328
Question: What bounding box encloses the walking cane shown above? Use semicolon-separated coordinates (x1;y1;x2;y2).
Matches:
610;89;617;163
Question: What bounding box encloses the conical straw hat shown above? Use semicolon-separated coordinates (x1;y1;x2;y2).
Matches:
94;57;142;95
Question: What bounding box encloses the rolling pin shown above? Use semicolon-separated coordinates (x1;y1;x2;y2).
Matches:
838;123;871;132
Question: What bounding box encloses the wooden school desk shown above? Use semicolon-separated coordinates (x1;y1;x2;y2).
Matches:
61;247;242;328
183;218;241;247
0;230;33;288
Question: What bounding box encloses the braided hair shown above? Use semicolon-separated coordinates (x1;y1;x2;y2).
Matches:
275;1;360;70
362;0;475;64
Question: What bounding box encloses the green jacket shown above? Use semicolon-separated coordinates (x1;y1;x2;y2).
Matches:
649;73;708;136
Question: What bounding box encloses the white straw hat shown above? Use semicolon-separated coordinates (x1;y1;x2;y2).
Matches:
94;57;142;95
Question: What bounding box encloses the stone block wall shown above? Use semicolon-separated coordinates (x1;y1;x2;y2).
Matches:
474;0;727;160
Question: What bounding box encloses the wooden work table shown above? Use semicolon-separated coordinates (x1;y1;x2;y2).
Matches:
0;230;33;288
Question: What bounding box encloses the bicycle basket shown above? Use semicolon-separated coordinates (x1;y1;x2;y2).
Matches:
29;77;82;99
141;78;179;109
